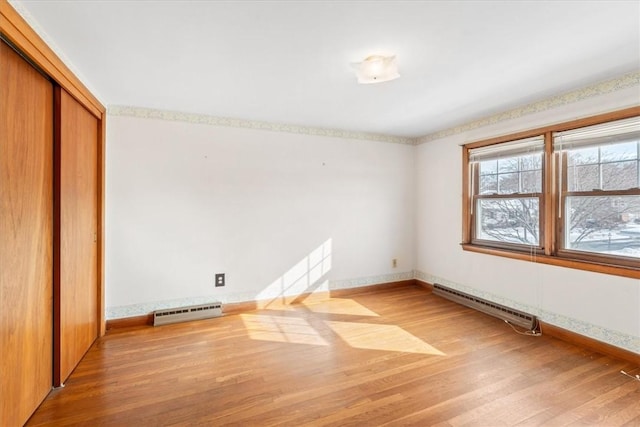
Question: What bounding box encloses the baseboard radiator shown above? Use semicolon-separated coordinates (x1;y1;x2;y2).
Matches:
153;302;223;326
433;283;537;330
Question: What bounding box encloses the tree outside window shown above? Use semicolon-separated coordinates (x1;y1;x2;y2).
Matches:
463;111;640;274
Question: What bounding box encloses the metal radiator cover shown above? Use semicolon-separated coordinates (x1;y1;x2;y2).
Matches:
153;302;222;326
433;284;536;330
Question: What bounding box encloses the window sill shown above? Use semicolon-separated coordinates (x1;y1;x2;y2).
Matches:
461;243;640;279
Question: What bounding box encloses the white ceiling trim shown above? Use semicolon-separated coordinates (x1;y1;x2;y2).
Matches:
416;71;640;145
107;105;417;145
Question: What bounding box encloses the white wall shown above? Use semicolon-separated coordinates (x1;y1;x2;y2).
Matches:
106;116;415;318
416;86;640;353
106;84;638;353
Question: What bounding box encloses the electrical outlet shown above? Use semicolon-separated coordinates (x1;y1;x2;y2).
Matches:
392;258;397;268
215;273;225;287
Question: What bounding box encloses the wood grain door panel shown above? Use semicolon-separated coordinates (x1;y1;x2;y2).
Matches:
0;40;54;427
55;88;99;384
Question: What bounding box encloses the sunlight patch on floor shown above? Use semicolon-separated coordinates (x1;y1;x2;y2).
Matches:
240;314;328;346
325;321;446;355
299;298;380;317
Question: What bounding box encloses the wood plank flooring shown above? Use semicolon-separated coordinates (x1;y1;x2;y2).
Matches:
27;285;640;426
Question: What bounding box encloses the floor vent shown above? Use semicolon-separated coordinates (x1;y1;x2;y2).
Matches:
153;302;222;326
433;283;536;330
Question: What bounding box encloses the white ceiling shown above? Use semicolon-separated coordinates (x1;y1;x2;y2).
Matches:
11;0;640;138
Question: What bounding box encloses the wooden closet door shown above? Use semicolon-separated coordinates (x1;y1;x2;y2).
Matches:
0;41;54;426
55;88;99;384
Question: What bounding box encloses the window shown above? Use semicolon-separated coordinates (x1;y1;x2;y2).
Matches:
462;108;640;278
469;136;544;249
555;117;640;266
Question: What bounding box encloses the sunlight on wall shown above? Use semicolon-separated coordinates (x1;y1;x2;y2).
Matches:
243;238;443;354
240;313;328;346
256;239;332;305
325;321;446;355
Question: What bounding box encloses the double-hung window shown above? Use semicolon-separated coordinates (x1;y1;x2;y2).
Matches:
462;108;640;277
554;117;640;267
469;136;545;250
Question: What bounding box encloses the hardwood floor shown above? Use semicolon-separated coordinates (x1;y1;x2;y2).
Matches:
28;285;640;426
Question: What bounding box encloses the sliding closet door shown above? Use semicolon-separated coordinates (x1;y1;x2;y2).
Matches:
0;41;54;426
55;88;99;384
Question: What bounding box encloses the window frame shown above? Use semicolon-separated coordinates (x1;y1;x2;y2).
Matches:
469;139;545;252
462;107;640;279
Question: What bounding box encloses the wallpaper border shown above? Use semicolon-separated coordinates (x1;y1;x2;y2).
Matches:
107;269;639;354
414;270;640;354
416;71;640;144
107;105;416;145
106;270;415;320
109;71;638;147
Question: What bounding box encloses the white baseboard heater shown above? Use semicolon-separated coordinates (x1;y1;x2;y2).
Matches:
153;302;223;326
432;283;537;330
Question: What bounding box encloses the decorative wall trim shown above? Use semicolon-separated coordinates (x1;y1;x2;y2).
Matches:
110;72;639;147
416;71;640;145
414;270;640;355
329;270;415;290
107;105;416;145
106;270;416;320
106;295;228;321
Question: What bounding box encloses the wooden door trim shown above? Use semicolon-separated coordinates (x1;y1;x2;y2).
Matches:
1;0;106;337
0;0;104;117
98;116;106;336
53;87;62;386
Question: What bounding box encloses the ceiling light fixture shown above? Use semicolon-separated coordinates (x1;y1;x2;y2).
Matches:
352;55;399;84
